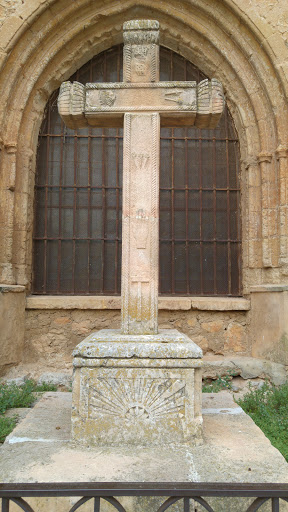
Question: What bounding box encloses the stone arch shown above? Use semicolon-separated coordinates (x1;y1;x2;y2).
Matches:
0;0;287;290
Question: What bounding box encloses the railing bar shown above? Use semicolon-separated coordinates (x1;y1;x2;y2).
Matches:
1;498;9;512
184;497;190;512
94;496;100;512
0;491;288;497
0;482;288;495
272;498;280;512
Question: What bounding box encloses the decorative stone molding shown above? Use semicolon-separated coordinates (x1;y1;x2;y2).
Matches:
257;151;272;164
25;295;251;311
4;143;17;154
123;20;160;45
276;145;288;160
3;143;17;192
246;159;262;268
0;284;25;293
276;145;288;267
257;151;277;268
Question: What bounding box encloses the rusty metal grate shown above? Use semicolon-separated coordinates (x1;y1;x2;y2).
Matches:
33;45;241;296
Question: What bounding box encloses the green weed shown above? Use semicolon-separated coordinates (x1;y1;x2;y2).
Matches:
202;371;236;393
0;379;57;443
237;381;288;462
0;416;17;444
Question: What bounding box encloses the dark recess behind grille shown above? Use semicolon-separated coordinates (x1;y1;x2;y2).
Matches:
33;45;241;296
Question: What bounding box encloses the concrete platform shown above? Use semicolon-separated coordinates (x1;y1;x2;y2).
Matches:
1;392;288;511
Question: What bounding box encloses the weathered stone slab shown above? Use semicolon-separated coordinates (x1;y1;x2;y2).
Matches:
1;392;288;512
73;329;203;359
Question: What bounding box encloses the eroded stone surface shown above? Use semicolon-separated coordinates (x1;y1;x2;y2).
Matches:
71;329;203;446
73;329;203;359
72;366;203;446
1;392;288;511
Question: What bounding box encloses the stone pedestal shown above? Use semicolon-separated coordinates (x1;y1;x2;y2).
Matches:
72;329;203;446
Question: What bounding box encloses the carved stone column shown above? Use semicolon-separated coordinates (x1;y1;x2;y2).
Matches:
258;151;278;267
276;145;288;268
246;158;262;268
0;142;17;283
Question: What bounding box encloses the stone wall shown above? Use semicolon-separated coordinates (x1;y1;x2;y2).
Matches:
24;306;249;373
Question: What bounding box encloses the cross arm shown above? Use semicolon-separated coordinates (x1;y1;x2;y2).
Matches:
58;79;225;129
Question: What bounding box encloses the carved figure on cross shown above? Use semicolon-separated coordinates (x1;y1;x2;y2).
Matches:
58;19;225;336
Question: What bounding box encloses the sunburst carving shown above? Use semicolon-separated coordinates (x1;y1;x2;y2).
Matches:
88;378;185;422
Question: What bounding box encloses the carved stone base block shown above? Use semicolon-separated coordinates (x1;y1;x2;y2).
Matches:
72;329;203;446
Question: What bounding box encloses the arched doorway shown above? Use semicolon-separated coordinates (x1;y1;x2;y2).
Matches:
33;45;241;296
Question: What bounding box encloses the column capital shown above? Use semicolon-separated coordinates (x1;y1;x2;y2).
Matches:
243;156;258;170
257;151;272;164
5;143;17;154
276;144;288;160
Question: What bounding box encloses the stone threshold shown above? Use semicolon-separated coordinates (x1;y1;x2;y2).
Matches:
26;295;250;311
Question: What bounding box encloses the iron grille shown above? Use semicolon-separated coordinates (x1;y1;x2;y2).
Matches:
33;46;241;296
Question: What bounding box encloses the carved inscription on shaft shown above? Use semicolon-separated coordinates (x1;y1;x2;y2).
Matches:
121;113;160;334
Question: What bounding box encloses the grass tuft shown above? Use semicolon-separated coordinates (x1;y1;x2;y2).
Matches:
0;416;17;444
0;379;57;443
202;371;236;393
237;381;288;462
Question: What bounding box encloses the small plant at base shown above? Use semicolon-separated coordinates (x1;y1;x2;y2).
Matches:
0;379;58;444
0;379;57;415
0;416;17;444
202;370;236;393
237;381;288;462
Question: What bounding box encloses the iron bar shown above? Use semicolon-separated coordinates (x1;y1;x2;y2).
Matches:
0;482;288;497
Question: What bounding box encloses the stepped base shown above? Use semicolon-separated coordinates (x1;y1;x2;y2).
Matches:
72;329;203;446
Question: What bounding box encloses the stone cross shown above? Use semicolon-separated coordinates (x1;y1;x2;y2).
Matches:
58;20;225;336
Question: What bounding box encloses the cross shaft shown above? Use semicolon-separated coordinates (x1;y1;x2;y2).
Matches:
58;20;225;335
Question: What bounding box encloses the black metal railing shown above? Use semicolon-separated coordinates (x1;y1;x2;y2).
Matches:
1;483;288;511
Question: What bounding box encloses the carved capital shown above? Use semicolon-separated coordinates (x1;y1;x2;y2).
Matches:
5;143;17;154
195;78;225;129
257;151;272;164
276;144;288;160
58;81;86;129
243;156;258;170
123;20;159;45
